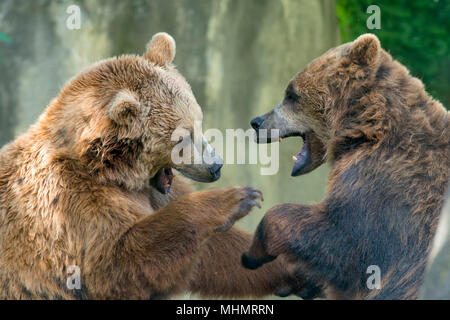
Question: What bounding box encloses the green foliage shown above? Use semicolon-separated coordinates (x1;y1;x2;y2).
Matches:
336;0;450;108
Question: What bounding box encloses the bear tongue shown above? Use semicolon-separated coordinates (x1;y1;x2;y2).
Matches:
154;168;174;194
291;135;311;177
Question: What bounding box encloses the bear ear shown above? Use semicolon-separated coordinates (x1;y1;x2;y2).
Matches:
108;90;142;125
144;32;176;67
349;33;380;66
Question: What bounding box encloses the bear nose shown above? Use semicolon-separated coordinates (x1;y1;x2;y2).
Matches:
251;116;264;130
209;162;223;179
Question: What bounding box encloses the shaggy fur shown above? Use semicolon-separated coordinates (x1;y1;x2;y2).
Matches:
243;34;450;299
0;33;313;299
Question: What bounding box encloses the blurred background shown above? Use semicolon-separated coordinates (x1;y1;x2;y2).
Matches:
0;0;448;299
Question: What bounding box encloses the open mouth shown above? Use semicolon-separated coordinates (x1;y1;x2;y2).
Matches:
278;131;316;177
150;167;174;194
278;132;323;177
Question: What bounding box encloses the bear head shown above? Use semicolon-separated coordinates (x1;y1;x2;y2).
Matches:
42;33;222;192
251;34;393;176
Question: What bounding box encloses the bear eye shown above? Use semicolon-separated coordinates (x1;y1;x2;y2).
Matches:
285;91;298;103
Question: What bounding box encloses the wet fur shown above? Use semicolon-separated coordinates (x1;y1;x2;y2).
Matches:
0;34;306;299
243;34;450;299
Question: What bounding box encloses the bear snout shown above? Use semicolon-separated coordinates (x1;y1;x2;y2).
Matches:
251;116;265;131
208;162;223;181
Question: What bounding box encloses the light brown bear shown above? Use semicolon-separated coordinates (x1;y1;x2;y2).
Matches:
244;34;449;299
0;33;316;299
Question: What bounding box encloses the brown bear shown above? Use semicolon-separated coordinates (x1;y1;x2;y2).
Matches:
243;34;450;299
0;33;315;299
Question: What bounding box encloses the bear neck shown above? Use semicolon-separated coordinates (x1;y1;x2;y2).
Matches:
328;54;449;162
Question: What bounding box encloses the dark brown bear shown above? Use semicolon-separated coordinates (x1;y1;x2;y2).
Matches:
243;34;450;299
